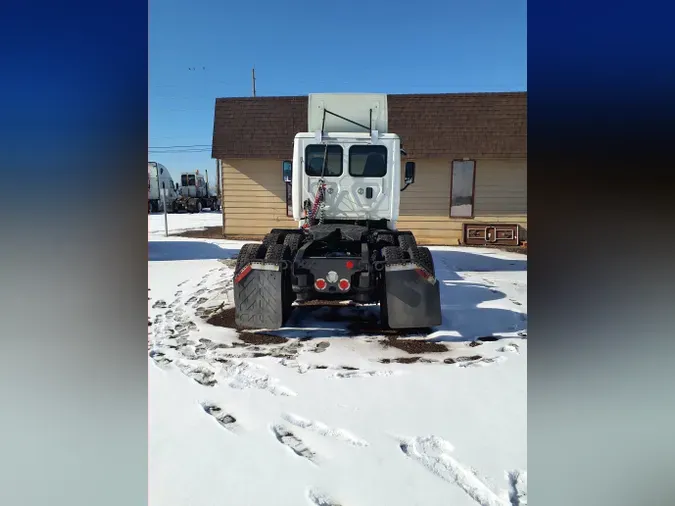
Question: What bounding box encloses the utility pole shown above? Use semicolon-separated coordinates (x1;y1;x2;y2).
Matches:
252;67;256;97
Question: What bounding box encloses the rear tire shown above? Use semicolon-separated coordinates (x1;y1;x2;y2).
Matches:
263;231;283;247
235;243;266;275
282;233;303;258
409;246;435;275
381;246;405;264
376;232;396;248
397;232;417;253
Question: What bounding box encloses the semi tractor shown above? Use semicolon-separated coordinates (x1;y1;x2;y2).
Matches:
148;161;179;213
233;93;442;330
172;169;221;213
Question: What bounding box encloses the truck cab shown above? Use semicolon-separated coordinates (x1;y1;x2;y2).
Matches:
283;94;415;230
148;161;178;213
178;171;207;198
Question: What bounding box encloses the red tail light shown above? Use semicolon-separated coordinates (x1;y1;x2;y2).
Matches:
345;260;354;269
338;279;350;291
314;278;327;290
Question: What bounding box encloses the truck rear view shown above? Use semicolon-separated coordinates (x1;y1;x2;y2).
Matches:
233;93;442;330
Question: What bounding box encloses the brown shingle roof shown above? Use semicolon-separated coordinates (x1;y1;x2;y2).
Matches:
212;92;526;159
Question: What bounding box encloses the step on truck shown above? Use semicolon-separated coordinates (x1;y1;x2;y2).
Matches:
233;93;442;330
172;169;221;213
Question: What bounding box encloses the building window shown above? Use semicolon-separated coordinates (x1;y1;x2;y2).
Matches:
286;183;292;217
450;160;476;218
305;145;343;176
349;145;387;177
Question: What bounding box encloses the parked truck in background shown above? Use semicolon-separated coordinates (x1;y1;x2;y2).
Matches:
172;169;221;213
148;161;179;213
232;93;442;331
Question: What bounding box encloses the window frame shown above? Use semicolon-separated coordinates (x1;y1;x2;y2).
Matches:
348;145;388;178
304;144;344;177
449;159;477;219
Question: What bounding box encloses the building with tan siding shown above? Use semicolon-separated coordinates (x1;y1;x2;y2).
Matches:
211;92;526;245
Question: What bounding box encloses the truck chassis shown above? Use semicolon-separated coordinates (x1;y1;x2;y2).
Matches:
233;224;442;330
172;195;220;213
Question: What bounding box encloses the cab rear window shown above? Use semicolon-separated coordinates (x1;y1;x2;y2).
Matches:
305;145;343;176
349;145;387;177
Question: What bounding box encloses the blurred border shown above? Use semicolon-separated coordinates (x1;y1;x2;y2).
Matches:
0;1;148;505
1;0;674;505
529;1;675;505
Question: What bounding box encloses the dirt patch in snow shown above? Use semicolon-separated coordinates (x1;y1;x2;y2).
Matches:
173;226;226;240
205;307;288;344
238;332;288;345
383;337;448;354
206;307;236;327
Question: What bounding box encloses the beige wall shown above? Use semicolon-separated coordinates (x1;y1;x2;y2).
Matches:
397;158;527;244
220;157;527;244
221;159;295;237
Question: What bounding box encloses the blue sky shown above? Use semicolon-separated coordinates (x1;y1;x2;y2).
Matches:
149;0;527;181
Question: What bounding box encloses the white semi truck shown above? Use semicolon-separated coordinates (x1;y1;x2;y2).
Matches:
171;169;221;213
148;161;179;213
232;93;442;330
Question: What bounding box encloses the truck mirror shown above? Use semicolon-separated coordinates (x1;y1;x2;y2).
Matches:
404;161;416;184
175;182;179;191
282;160;292;182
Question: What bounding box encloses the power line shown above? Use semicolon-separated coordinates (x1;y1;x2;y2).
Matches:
148;144;211;149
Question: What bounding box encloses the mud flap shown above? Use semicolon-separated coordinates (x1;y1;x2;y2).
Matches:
234;262;289;330
383;265;442;329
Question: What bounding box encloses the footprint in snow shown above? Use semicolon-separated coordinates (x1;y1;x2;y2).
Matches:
497;343;520;354
152;300;167;309
309;341;330;354
179;345;199;360
306;488;342;506
200;402;238;432
281;412;369;447
176;362;217;387
271;424;317;464
149;349;172;367
399;435;511;506
507;470;528;506
332;370;394;379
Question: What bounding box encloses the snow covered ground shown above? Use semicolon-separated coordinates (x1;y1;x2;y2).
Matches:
148;214;527;506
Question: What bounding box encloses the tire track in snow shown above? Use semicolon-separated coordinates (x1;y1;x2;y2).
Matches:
281;413;369;447
399;435;509;506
